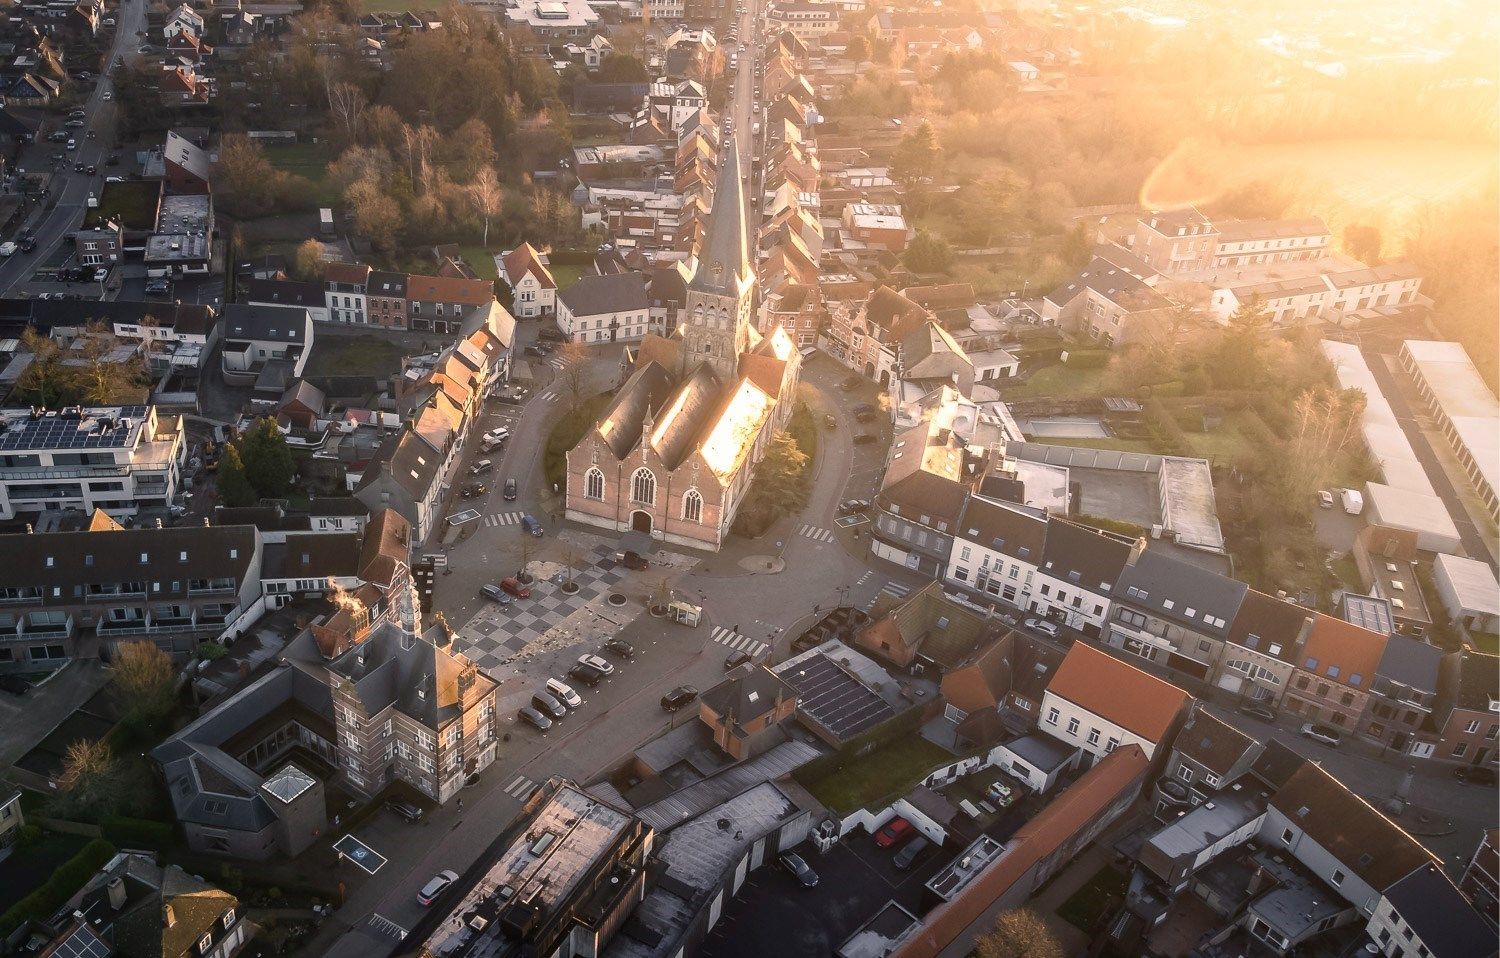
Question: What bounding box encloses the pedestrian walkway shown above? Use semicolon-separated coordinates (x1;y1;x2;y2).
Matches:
367;914;407;942
864;579;914;611
482;511;525;528
537;389;558;404
710;625;769;658
503;773;538;802
798;523;835;543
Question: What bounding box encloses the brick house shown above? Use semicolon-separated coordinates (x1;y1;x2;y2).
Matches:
1279;614;1388;730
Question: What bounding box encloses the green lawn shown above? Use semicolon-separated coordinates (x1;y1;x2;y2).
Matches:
456;245;499;281
544;393;612;489
304;335;406;378
263;142;340;208
84;180;160;229
550;263;588;292
800;736;954;814
1005;362;1108;401
1056;865;1129;933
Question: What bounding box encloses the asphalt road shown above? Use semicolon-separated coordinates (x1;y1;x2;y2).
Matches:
0;0;145;294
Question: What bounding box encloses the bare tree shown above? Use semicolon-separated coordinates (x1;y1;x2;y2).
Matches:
55;739;124;818
328;81;367;142
556;340;590;405
516;530;536;582
402;124;438;194
17;326;63;406
974;910;1063;958
467;165;504;248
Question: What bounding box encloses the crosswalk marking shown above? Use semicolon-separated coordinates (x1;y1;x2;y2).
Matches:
538;390;558;403
855;570;876;587
798;523;835;543
368;914;408;941
549;357;568;369
504;774;538;801
710;626;768;658
881;581;912;599
482;512;525;528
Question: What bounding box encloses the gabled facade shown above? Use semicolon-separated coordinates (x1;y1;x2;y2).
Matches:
1040;643;1192;768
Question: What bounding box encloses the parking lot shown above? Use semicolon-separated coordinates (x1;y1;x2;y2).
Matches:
700;832;950;958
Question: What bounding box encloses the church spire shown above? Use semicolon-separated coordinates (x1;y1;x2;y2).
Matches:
689;135;753;299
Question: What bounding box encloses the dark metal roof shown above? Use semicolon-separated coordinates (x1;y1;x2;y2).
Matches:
1113;549;1247;636
688;136;752;297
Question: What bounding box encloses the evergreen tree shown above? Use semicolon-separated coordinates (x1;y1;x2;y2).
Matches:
240;420;296;499
216;444;256;507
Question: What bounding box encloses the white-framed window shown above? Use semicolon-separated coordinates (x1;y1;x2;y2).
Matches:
1086;728;1100;746
198;932;213;953
585;467;605;501
1066;717;1080;735
683;488;703;522
1177;765;1193;782
631;467;656;505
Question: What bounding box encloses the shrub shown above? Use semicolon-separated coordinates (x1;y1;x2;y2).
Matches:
0;839;115;938
196;641;228;661
101;815;176;850
16;824;42;847
1063;349;1109;369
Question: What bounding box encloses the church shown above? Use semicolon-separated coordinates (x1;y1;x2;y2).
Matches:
565;140;802;551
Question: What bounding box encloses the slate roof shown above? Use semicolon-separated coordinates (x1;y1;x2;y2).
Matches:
367;270;407;297
878;469;969;528
1038;519;1136;594
688;136;752;298
327;622;491;729
247;278;324;310
221;303;308;343
1227;589;1313;661
12;525;257;607
1269;760;1436;892
1114;550;1247;637
1044;255;1170;312
649;362;722;469
596;362;677;459
559;271;649;317
955;495;1047;563
1374;635;1443;694
1381;862;1497;957
1174;709;1257;777
699;664;794;726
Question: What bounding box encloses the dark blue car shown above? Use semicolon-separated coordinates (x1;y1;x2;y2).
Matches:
522;514;543;537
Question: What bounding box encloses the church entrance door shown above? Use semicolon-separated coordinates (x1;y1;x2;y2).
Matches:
631;510;653;534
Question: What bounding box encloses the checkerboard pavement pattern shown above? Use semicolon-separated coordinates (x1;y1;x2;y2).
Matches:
455;545;624;670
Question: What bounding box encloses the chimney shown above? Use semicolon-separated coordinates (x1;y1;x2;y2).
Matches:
164;903;176;928
106;876;126;910
1292;615;1316;658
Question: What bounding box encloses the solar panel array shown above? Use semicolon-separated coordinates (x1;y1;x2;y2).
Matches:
48;925;110;958
779;653;896;741
0;406;147;451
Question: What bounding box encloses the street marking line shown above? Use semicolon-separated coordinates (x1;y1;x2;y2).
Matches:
483;512;524;528
504;774;538;800
332;834;388;875
368;914;408;941
798;523;835;542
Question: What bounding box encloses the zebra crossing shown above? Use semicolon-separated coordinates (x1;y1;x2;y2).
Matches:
710;625;769;659
368;914;408;942
548;357;569;369
482;511;526;528
537;389;558;403
866;579;913;610
503;774;539;801
798;523;835;543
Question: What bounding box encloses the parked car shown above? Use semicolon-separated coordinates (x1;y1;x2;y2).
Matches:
874;816;914;848
384;799;423;823
531;690;567;720
855;409;879;423
838;498;871;514
461;483;487;499
479;583;514;605
1236;703;1277;723
468;459;493;476
660;685;699;711
823;414;837;429
724;649;752;671
0;674;33;696
517;706;552;731
1318;490;1335;509
416;871;457;906
779;851;819;887
521;514;544;537
0;243;14;258
1023;617;1061;638
621;551;649;571
577;653;614;675
501;577;531;599
986;781;1017;808
603;638;634;660
1299;722;1342;747
524;344;548;357
537;326;566;342
1453;765;1497;787
503;478;518;501
852;402;876;416
892;836;931;870
568;662;605;687
853;434;877;445
545;678;582;708
483;427;510;445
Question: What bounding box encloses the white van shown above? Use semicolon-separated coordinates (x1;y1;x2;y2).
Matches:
545;678;582;708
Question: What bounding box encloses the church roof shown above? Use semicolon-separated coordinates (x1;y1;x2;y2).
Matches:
701;379;774;480
596;362;677;459
650;362;724;469
689;135;753;298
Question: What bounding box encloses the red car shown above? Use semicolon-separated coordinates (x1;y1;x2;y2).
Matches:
874;816;914;848
501;576;531;599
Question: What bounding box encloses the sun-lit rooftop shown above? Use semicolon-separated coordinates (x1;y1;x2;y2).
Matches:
701;379;772;478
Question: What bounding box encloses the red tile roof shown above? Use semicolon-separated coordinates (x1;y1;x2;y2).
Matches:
406;273;495;306
1297;614;1388;689
1046;643;1191;742
891;745;1149;958
500;242;555;290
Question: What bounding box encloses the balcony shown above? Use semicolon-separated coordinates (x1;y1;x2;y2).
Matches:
0;615;74;639
0;459;177;481
97;617;216;636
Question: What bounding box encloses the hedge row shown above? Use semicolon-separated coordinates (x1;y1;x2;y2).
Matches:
0;839;116;938
101;816;176;850
1062;349;1110;369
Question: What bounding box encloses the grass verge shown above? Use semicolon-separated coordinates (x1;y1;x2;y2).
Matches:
799;735;953;814
544;393;612;490
263;143;339;208
304;334;407;378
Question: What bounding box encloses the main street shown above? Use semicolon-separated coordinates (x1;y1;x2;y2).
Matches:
0;0;145;294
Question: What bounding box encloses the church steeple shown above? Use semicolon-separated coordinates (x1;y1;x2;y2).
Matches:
689;136;753;300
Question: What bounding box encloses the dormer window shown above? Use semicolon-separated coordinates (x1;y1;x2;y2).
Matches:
198;932;213;954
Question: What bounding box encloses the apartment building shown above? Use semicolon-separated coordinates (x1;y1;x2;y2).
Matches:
0;404;186;520
1106;550;1248;683
405;274;495;335
1131;208;1218;274
766;1;838;40
1030;519;1138;638
0;522;260;670
555;271;651;345
944;495;1047;610
1361;635;1444;752
1210;263;1422;325
1429;651;1499;767
1217;589;1313;705
1210;217;1330;269
871;462;969;577
219;303;312;391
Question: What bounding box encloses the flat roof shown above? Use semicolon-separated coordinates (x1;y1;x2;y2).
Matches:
926;835;1005;901
1401;340;1498;500
1322;341;1436;497
1365;483;1460;544
1433;553;1500;616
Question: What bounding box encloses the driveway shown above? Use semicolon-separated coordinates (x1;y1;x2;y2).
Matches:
0;659;111;770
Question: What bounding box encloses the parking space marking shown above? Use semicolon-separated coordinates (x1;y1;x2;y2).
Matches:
332;834;388;875
833;514;869;528
798;523;835;543
710;626;768;658
482;511;525;528
368;914;408;941
504;774;538;801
